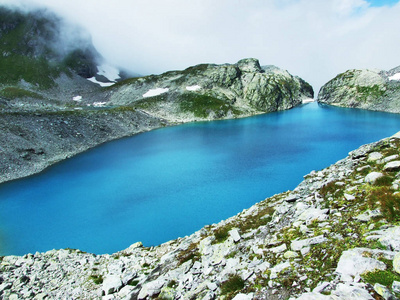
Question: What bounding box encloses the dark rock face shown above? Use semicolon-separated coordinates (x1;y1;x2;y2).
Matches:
317;66;400;112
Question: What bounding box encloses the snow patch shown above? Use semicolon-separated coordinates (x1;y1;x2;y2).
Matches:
143;88;169;98
87;77;115;87
389;73;400;81
97;64;121;82
302;98;315;104
73;96;82;101
186;85;201;91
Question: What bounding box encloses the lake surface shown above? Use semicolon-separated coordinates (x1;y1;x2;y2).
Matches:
1;102;400;256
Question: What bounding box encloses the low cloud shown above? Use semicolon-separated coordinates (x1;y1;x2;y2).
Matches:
1;0;399;92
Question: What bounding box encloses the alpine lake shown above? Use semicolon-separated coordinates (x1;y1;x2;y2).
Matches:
1;102;400;256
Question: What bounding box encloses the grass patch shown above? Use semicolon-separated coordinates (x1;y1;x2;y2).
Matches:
220;274;245;296
177;242;200;265
367;187;400;222
374;175;394;187
0;87;44;100
89;274;103;284
213;226;232;244
179;93;240;118
362;270;400;287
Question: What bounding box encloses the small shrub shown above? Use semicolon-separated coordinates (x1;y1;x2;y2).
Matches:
220;274;245;295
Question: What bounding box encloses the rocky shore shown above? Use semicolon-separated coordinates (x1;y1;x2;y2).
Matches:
2;133;400;299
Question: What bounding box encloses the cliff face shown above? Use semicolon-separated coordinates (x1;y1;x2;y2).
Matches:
317;66;400;112
2;134;400;300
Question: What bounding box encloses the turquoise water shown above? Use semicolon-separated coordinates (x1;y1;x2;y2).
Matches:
1;102;400;256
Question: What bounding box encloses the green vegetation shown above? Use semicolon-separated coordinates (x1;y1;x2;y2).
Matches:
89;274;103;284
178;93;239;118
362;269;400;287
213;226;232;244
177;242;200;265
0;87;44;100
356;85;386;99
220;274;245;296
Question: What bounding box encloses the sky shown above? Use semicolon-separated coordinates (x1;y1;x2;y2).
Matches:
1;0;400;93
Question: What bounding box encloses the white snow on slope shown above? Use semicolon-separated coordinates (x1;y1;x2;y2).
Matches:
186;85;201;91
97;64;121;82
73;96;82;101
87;77;115;87
389;73;400;81
143;88;169;98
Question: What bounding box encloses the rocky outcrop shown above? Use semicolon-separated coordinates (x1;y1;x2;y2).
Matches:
2;133;400;299
107;58;314;122
317;66;400;112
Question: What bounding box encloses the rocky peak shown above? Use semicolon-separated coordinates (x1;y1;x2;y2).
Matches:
236;58;262;73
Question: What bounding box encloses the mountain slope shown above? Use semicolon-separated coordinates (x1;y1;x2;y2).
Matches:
317;66;400;112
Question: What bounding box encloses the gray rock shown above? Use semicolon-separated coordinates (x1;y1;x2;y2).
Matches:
335;248;387;282
384;161;400;171
393;252;400;274
138;279;165;299
291;235;328;251
365;172;384;184
229;229;241;243
374;283;395;300
368;152;383;162
392;281;400;293
102;275;123;295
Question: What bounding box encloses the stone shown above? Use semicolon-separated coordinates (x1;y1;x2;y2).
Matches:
344;193;355;201
374;283;394;300
158;287;176;300
283;250;299;259
138;279;165;299
312;282;330;293
393;252;400;274
335;248;386;282
291;235;328;251
229;229;241;243
383;154;399;163
207;282;218;291
365;172;384;184
392;281;400;293
285;194;298;203
384;161;400;172
102;275;123;295
232;293;254;300
297;207;329;224
368;152;383;162
269;243;287;253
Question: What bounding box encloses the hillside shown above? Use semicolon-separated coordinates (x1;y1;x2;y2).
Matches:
317;66;400;112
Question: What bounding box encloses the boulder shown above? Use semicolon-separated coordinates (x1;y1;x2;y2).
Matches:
335;248;386;282
291;235;328;251
383;161;400;172
102;275;123;295
364;172;384;184
138;279;165;299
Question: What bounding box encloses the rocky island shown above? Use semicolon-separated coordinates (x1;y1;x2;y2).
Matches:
318;66;400;112
1;4;400;300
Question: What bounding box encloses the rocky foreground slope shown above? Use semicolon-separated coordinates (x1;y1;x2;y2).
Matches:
317;66;400;112
2;134;400;299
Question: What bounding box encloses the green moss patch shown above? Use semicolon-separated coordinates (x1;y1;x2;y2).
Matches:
0;87;44;100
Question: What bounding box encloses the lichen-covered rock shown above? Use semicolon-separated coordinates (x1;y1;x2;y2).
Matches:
317;66;400;113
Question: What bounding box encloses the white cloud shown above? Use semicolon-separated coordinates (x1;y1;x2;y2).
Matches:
1;0;400;93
